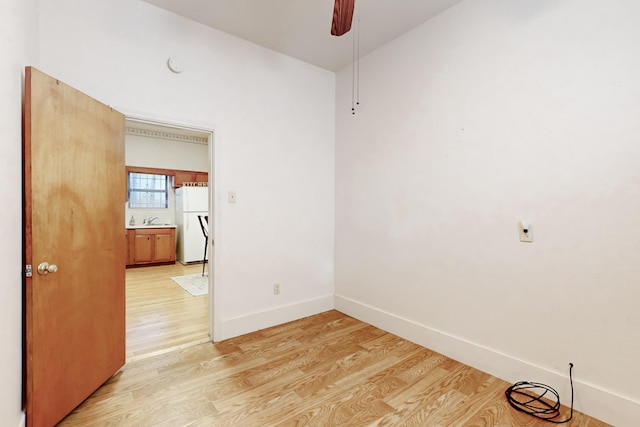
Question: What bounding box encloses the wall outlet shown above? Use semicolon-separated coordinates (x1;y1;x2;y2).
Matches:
273;283;280;295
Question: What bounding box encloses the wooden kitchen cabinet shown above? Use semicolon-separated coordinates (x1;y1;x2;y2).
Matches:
134;233;153;263
153;232;174;262
173;171;195;187
126;227;176;266
172;170;208;187
195;172;208;184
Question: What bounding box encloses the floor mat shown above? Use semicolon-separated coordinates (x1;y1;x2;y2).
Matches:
171;273;208;296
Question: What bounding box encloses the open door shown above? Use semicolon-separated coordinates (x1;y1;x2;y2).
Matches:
23;67;126;426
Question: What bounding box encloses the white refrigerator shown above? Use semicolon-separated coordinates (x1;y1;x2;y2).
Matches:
175;186;209;264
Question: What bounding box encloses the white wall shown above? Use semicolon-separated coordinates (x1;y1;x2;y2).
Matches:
335;0;640;424
38;0;335;338
1;1;38;425
125;133;209;172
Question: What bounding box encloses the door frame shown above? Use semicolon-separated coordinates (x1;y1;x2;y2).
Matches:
121;109;220;342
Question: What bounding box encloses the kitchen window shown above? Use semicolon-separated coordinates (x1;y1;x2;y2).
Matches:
128;172;169;209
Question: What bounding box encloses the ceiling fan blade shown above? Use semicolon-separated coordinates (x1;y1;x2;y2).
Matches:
331;0;355;36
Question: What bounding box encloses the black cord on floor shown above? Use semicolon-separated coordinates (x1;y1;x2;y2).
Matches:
505;363;574;424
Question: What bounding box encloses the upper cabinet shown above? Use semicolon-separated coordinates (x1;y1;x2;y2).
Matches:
172;170;208;187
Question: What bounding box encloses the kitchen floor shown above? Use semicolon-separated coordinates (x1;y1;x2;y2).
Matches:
125;262;210;361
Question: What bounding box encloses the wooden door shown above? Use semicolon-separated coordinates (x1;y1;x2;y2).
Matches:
24;67;126;427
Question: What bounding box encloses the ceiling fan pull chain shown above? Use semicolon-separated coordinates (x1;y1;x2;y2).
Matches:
352;10;361;115
356;14;360;108
352;17;356;115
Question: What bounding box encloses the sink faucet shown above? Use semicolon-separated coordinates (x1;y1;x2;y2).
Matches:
145;216;159;225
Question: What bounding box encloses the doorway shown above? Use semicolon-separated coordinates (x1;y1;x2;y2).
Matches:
123;116;217;358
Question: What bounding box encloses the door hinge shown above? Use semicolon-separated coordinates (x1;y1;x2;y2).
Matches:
25;264;33;277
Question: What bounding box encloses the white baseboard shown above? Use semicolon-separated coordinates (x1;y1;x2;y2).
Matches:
219;295;334;340
18;412;25;427
335;294;639;427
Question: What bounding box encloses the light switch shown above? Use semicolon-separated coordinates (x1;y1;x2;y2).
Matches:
228;191;236;203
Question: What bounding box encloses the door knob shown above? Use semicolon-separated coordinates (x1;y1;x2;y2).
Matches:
37;262;58;275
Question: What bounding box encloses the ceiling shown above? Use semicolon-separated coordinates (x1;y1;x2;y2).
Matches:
141;0;465;72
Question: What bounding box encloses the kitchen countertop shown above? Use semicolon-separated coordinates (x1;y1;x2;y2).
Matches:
126;224;177;229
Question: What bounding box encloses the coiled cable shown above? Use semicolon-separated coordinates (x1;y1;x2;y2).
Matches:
505;363;574;424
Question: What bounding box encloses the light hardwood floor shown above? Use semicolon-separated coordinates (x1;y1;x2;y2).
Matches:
60;310;609;426
125;263;209;361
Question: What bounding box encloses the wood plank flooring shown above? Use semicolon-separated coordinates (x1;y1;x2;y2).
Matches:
59;310;609;426
125;263;209;361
